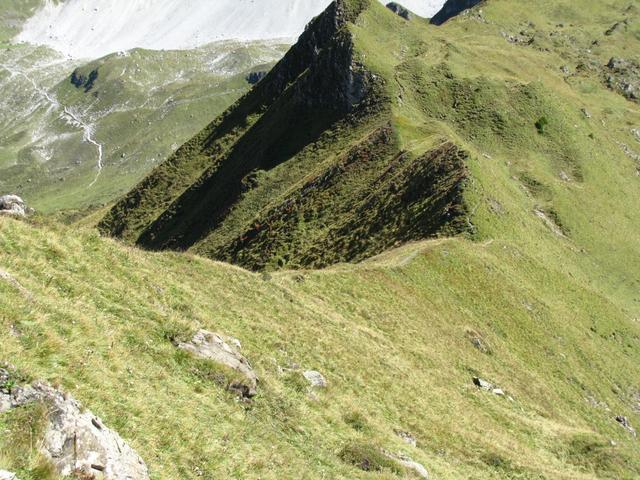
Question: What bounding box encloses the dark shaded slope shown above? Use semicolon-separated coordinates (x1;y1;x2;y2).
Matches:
98;0;372;243
430;0;484;25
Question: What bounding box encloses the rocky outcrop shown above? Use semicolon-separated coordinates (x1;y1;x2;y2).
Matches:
430;0;484;25
176;330;258;398
0;195;28;217
0;369;150;479
605;58;640;102
616;415;637;437
0;471;18;480
246;71;268;85
71;68;99;93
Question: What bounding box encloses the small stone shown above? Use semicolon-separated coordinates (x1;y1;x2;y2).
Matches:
303;370;327;388
559;170;571;182
395;430;417;447
492;388;505;396
581;108;592;118
473;377;493;391
0;471;18;480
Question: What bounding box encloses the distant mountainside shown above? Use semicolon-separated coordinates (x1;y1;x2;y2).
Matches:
0;41;287;213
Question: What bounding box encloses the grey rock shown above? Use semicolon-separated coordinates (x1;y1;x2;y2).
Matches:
383;450;429;479
0;381;150;479
303;370;327;388
606;58;640;102
0;471;17;480
492;388;505;396
581;108;591;118
632;128;640;143
177;329;258;398
616;415;637;437
0;195;27;217
472;377;493;391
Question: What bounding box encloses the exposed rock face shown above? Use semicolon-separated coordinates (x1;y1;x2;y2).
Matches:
0;371;150;479
0;195;27;217
430;0;484;25
606;58;640;102
0;471;17;480
177;330;258;398
386;2;411;20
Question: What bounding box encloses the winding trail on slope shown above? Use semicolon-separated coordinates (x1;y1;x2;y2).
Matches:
0;62;105;187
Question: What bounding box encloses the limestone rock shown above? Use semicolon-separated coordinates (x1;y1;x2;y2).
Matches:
472;377;493;391
0;378;150;479
177;329;258;398
616;415;637;437
383;450;429;479
0;471;18;480
303;370;327;388
605;58;640;102
0;195;27;217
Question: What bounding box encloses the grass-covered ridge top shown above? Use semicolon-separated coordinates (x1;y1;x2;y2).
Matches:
99;0;473;270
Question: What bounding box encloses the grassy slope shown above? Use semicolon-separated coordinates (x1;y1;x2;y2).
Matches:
1;0;639;478
1;211;639;479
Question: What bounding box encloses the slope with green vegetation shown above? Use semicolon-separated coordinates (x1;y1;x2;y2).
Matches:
2;0;640;478
0;40;286;214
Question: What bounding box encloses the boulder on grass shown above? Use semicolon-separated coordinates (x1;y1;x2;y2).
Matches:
177;329;258;398
0;195;28;217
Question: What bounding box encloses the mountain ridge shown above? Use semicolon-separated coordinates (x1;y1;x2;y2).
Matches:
99;0;473;270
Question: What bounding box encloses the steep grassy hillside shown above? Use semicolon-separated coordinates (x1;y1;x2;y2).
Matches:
100;0;640;275
2;213;640;479
0;41;286;213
